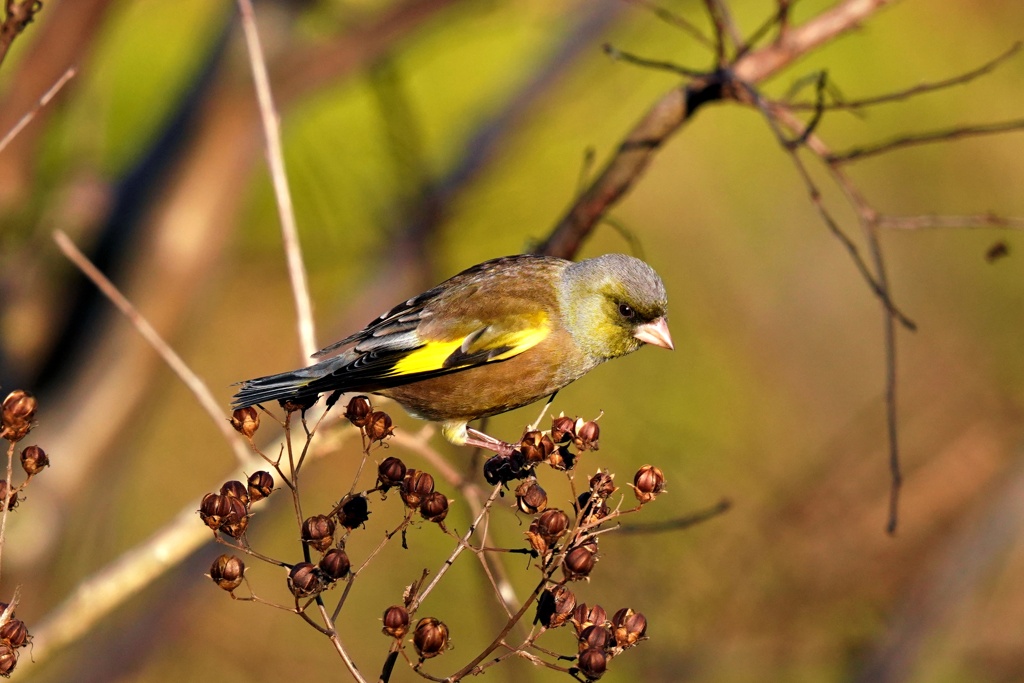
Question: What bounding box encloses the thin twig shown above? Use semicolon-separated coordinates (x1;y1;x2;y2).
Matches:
787;41;1023;111
0;66;76;154
52;230;252;466
828;119;1024;164
237;0;317;361
877;214;1024;230
0;442;15;585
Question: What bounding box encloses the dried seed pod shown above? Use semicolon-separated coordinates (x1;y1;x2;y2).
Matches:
219;496;250;538
420;491;450;523
574;420;600;451
220;480;249;507
377;456;407;491
563;540;599;581
631;465;666;504
482;452;527;485
1;391;35;443
209;554;245;592
400;470;434;509
576;492;609;526
280;394;318;413
19;445;48;476
198;493;232;530
534;509;570;544
515;478;548;515
412;617;449;659
230;407;260;438
382;605;410;639
338;495;370;529
319;548;351;580
364;411;395;442
344;396;373;427
577;648;607;680
588;470;616;499
519;430;555;464
572;603;608;635
0;643;16;677
247;470;274;502
0;619;29;650
287;562;323;598
537;585;576;629
578;624;614;652
611;608;647;648
301;514;336;553
546;445;575;471
550;415;576;444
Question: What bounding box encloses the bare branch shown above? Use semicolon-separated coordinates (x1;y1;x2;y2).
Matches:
828;119;1024;164
52;230;253;466
237;0;317;361
0;66;76;154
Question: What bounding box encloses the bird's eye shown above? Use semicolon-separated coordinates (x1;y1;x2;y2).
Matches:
618;303;635;320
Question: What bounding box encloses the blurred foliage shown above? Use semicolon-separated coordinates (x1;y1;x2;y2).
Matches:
1;0;1023;682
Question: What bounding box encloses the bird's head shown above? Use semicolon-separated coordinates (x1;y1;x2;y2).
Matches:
560;254;672;361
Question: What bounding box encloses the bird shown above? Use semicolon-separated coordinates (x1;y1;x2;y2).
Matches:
232;253;672;454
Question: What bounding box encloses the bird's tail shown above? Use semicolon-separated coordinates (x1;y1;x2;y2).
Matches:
231;368;320;409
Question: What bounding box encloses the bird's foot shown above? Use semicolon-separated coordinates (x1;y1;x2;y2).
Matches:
464;428;516;456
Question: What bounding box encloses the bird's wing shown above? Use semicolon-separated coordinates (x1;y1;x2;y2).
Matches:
309;256;564;389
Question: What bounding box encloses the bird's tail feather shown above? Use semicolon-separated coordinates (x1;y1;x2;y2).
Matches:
231;369;318;409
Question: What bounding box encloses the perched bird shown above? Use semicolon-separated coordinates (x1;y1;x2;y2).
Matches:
232;253;672;453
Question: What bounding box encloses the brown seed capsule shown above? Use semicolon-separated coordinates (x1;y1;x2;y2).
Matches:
400;470;435;509
588;470;616;499
546;445;575;471
344;395;373;427
220;480;250;507
198;492;232;530
412;617;449;659
577;647;607;680
377;456;407;491
247;470;274;502
572;603;608;635
575;420;600;451
219;496;250;538
611;608;647;648
301;514;336;553
1;391;35;443
319;548;351;580
420;491;449;523
230;407;260;439
631;465;666;504
578;624;614;652
0;643;16;677
539;585;576;629
515;478;548;515
364;411;395;442
550;415;576;444
0;619;29;650
534;509;570;543
280;394;318;413
563;540;599;581
338;495;370;529
19;445;48;476
382;605;410;638
519;430;555;464
287;562;323;598
209;554;245;592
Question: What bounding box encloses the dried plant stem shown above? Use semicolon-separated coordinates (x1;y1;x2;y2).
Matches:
237;0;317;361
52;230;252;466
0;66;76;154
0;441;15;585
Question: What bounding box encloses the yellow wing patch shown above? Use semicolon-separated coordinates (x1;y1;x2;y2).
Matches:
390;315;550;376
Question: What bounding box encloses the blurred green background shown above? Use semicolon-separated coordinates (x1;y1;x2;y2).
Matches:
1;0;1023;681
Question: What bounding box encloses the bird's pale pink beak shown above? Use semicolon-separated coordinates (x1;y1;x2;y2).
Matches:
633;316;673;350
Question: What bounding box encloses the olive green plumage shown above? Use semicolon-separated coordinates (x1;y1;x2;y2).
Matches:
232;253;672;450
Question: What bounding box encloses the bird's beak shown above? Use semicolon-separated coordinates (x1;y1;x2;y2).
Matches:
633;317;673;350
